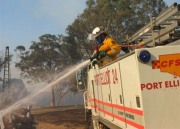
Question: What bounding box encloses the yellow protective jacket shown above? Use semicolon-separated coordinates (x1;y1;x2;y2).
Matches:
99;36;121;62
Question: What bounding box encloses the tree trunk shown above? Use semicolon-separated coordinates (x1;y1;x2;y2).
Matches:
51;85;55;107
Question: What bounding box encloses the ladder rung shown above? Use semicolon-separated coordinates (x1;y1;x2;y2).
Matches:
141;36;150;39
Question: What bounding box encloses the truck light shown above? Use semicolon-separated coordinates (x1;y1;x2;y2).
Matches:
138;50;151;63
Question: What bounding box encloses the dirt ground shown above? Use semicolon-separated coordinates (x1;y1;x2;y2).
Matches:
1;105;88;129
33;106;87;129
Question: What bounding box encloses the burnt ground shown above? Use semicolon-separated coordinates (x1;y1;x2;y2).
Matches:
1;105;89;129
33;106;87;129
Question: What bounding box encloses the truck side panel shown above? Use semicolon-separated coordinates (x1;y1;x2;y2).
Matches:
119;54;144;129
136;45;180;129
90;44;180;129
97;67;113;121
89;69;99;116
108;62;126;128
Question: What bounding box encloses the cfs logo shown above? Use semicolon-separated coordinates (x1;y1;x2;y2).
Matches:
152;53;180;77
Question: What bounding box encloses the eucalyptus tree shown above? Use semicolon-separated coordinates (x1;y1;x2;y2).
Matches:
15;34;72;106
15;34;65;80
14;0;168;106
66;0;167;46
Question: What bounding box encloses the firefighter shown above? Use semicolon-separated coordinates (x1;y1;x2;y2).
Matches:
89;26;121;65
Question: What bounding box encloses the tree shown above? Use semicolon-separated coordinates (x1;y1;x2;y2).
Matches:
55;80;70;106
15;34;64;80
15;34;69;106
15;0;168;107
54;72;79;106
65;0;167;48
61;35;83;63
15;34;82;107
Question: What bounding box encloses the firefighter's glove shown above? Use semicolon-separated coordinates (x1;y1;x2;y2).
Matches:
90;53;99;61
99;51;106;58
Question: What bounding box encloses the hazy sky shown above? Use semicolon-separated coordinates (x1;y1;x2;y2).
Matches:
0;0;86;53
0;0;177;55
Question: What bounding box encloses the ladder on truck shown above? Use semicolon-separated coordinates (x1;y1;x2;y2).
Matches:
128;3;180;47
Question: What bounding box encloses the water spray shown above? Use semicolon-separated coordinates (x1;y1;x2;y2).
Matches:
0;60;90;117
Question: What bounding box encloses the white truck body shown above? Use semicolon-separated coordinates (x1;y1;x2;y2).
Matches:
86;43;180;129
81;3;180;129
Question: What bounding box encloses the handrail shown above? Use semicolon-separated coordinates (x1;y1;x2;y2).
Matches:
129;3;180;44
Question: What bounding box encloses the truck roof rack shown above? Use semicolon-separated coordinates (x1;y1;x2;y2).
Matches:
128;3;180;47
